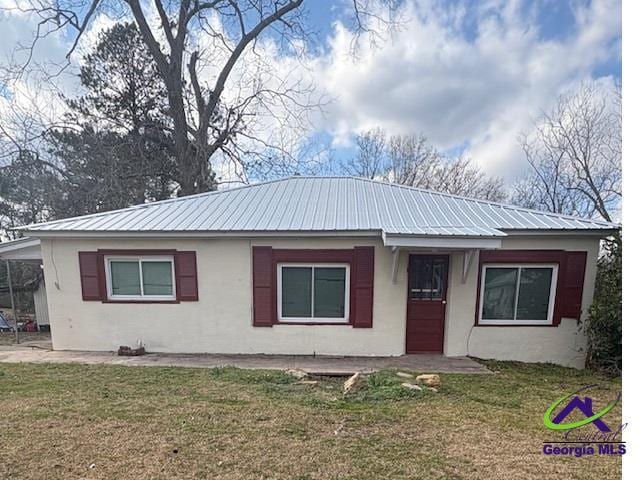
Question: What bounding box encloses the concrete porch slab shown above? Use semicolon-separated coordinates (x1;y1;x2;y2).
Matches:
0;346;490;374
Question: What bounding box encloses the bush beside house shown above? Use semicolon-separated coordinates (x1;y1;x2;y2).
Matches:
585;234;622;374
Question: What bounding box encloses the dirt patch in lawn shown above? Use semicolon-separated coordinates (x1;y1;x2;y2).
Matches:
0;361;622;479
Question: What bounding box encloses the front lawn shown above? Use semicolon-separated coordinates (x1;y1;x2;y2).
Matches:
0;361;621;479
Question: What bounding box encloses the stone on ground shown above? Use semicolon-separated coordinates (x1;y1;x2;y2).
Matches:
285;368;308;379
416;373;441;387
401;382;423;391
343;372;362;394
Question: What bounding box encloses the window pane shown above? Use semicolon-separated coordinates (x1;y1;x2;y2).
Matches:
110;261;141;296
142;261;173;296
482;268;517;320
281;267;312;317
431;259;446;300
409;257;433;299
516;268;553;320
314;267;346;318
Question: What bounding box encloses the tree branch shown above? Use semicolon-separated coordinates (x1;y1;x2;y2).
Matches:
203;0;304;125
126;0;170;76
153;0;175;48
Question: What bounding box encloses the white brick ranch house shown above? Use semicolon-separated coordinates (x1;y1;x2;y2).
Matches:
16;176;618;368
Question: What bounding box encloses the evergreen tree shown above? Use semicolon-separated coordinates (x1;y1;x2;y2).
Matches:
49;22;177;217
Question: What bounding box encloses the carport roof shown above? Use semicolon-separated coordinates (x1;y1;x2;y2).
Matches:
0;237;42;260
18;176;618;237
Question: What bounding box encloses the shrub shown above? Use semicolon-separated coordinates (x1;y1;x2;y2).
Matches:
584;234;622;374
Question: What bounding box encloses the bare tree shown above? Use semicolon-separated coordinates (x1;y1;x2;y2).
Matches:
512;82;621;222
342;128;387;179
386;133;441;187
2;0;401;195
343;130;506;201
0;82;68;238
434;157;506;202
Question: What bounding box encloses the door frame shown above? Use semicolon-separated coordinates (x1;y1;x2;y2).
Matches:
405;253;450;354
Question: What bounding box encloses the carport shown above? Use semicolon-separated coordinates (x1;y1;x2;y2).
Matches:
0;237;45;343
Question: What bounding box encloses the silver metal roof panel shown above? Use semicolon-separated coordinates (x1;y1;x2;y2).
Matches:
20;176;618;236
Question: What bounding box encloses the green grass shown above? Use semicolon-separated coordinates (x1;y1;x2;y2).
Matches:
0;361;622;479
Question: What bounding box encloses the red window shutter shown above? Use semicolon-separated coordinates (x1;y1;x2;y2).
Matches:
78;252;104;301
252;247;274;326
352;246;374;328
559;251;588;320
175;251;198;301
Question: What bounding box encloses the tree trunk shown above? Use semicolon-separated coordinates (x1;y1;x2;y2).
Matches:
176;144;214;196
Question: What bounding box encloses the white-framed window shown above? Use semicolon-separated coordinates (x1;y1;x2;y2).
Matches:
478;263;558;325
105;256;176;301
277;263;350;323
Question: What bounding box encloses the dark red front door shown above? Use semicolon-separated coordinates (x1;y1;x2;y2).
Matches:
406;255;449;353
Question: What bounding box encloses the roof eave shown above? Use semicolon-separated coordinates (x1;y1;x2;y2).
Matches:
19;229;384;239
21;226;620;239
0;237;42;260
501;228;620;237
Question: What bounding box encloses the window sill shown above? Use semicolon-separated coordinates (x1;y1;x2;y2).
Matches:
475;322;558;327
103;299;180;304
276;321;352;326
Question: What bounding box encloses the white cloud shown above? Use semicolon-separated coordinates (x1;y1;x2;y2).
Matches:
318;0;621;178
1;0;621;182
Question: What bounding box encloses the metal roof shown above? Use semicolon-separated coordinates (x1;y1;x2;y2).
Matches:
0;237;42;260
20;176;618;237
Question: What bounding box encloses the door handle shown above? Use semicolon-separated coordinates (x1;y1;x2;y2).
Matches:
442;300;447;305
